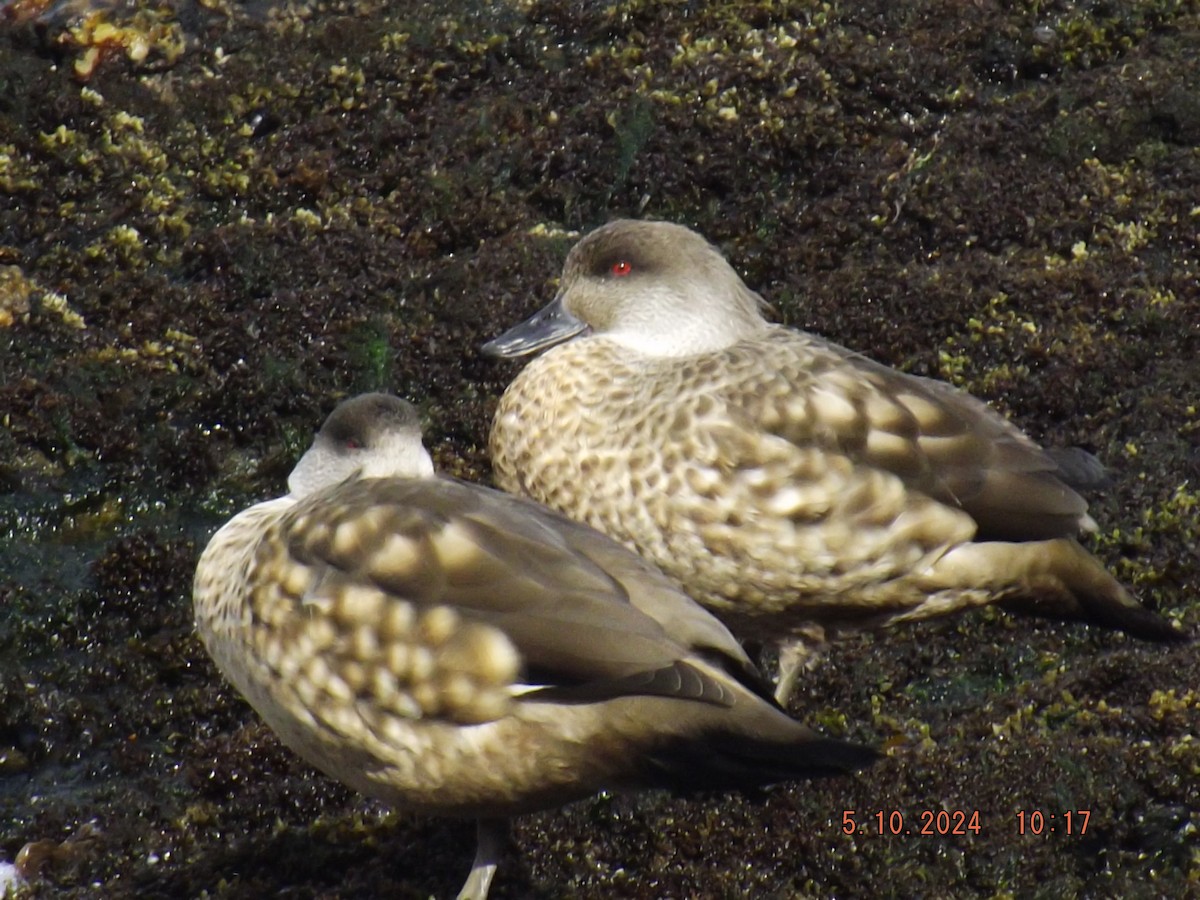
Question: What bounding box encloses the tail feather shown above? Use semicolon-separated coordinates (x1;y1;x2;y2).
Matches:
999;541;1190;642
645;718;879;794
1044;446;1112;492
933;539;1191;642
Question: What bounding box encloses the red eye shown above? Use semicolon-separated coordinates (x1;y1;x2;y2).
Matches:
344;439;362;450
610;260;633;277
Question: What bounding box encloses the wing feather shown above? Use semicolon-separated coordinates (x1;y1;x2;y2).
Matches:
277;477;755;707
737;330;1095;541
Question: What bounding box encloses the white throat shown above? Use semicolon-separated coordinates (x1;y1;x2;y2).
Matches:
601;284;763;357
361;432;435;480
286;432;434;498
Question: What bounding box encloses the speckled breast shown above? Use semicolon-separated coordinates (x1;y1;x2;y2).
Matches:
489;333;976;633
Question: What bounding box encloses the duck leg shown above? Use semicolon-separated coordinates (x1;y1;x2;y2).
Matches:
774;628;827;706
456;818;508;900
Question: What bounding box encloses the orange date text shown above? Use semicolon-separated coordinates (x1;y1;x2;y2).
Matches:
841;809;982;836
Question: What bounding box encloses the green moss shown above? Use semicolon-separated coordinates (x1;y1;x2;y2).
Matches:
345;318;396;392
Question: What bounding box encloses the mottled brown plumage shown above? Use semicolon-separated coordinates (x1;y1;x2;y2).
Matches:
484;220;1188;700
193;393;875;899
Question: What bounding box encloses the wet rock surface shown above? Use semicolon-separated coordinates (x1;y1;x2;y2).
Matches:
1;1;1197;896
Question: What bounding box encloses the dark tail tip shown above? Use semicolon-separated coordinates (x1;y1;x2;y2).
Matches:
1002;593;1191;642
647;732;880;794
1088;602;1192;643
798;736;882;777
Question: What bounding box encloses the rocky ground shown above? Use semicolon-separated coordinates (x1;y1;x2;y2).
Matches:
1;0;1197;897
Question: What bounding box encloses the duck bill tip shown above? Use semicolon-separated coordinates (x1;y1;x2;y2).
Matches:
481;296;588;359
